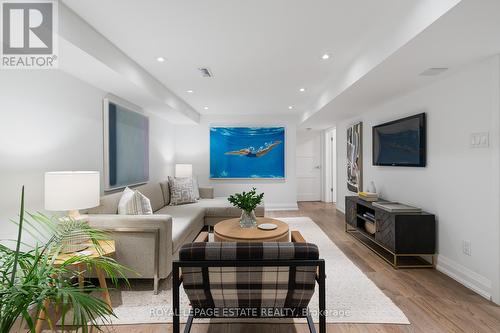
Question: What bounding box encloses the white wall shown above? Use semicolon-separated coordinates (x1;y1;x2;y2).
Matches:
174;115;298;210
336;56;500;303
0;70;176;243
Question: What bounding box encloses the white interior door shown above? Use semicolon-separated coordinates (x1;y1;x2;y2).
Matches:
296;132;321;201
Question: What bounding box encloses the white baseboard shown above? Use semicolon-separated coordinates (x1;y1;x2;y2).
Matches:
265;202;299;211
336;206;345;214
436;255;492;301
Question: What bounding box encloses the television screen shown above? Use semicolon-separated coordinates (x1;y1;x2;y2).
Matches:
372;113;426;167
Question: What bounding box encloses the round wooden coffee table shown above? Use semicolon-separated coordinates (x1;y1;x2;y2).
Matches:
214;217;289;242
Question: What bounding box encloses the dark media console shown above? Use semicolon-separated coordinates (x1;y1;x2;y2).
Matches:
345;196;436;268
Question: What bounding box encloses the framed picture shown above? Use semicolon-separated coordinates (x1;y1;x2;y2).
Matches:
103;96;149;191
210;127;285;179
347;122;362;193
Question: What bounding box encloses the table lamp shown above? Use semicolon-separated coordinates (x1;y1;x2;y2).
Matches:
45;171;100;252
175;164;193;178
45;171;100;219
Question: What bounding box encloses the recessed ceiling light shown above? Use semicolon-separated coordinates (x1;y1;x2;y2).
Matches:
419;67;449;76
299;88;306;92
156;56;165;62
186;90;194;93
288;106;293;110
203;106;209;110
321;53;331;60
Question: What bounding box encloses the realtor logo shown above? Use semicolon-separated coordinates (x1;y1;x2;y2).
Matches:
1;0;58;69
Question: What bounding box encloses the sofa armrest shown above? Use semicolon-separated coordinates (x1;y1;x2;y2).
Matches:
199;186;214;199
86;214;173;291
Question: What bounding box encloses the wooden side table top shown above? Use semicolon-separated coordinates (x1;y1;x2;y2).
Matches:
55;240;115;265
214;217;289;242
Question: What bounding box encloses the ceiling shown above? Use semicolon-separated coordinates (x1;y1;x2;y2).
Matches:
62;0;427;117
301;0;500;129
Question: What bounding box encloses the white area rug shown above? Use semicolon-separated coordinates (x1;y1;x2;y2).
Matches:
97;217;409;325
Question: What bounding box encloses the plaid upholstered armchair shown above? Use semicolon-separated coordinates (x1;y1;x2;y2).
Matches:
172;231;326;333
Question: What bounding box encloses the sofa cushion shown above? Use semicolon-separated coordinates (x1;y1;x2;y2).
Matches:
136;183;165;212
87;191;122;214
159;180;170;206
156;205;205;252
199;187;214;199
195;198;265;218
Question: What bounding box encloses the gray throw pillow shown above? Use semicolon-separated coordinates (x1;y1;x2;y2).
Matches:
168;176;197;205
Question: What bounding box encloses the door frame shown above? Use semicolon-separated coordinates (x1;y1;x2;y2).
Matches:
321;128;336;203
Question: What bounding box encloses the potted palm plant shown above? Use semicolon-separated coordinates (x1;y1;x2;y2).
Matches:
0;187;128;333
228;188;264;228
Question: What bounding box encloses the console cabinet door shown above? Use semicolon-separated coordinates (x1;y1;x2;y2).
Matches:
375;210;395;251
345;197;357;227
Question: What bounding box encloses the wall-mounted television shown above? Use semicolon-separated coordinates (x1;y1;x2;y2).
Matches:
372;113;426;167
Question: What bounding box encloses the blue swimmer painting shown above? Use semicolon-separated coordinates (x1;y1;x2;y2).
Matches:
210;127;285;179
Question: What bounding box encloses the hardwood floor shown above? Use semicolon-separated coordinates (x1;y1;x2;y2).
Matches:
47;202;500;333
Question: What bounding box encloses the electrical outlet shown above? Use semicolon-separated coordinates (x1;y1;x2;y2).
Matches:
462;240;471;256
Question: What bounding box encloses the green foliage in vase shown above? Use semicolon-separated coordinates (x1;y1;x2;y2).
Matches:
0;187;130;333
228;188;264;213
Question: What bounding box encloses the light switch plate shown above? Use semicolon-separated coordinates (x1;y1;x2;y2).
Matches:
470;132;489;148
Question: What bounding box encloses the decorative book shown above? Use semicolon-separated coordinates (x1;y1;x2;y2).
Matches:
372;201;422;213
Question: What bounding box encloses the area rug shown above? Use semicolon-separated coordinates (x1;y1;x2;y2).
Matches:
93;217;410;325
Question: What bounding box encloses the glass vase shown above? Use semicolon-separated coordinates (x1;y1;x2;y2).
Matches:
240;210;257;228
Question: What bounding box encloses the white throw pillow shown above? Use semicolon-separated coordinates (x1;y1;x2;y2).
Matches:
118;187;153;215
168;176;197;205
192;177;200;200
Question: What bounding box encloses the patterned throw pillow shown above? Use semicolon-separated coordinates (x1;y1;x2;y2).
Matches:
168;176;197;205
118;187;153;215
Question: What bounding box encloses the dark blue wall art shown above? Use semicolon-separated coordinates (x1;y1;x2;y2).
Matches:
104;98;149;190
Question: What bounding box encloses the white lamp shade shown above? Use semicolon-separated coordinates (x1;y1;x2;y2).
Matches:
44;171;100;211
175;164;193;178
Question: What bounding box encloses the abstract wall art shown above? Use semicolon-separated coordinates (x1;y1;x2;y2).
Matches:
103;97;149;190
347;122;362;193
210;127;285;179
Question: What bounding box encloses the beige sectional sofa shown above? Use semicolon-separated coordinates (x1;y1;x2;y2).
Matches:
85;180;265;293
